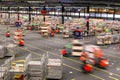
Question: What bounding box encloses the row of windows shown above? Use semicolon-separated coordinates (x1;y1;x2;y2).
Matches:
1;7;120;14
2;11;120;20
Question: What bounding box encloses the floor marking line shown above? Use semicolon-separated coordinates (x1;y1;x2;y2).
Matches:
63;64;105;80
108;76;119;80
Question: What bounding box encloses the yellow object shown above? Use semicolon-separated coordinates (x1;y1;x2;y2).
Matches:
14;74;21;79
13;60;25;63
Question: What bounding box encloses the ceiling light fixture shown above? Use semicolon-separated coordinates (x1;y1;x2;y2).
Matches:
27;1;45;3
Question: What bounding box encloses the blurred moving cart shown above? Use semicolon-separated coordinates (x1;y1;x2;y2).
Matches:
0;56;14;80
27;54;46;80
46;54;62;79
80;45;109;72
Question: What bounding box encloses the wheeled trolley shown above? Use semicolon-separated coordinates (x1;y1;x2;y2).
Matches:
27;54;46;80
9;53;31;80
0;56;14;80
46;54;62;79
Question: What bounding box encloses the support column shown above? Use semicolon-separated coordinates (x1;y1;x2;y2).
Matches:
0;6;2;18
29;6;31;22
43;15;45;22
113;9;115;20
79;11;80;18
43;6;46;22
17;7;20;20
62;5;64;24
86;6;89;35
8;7;10;19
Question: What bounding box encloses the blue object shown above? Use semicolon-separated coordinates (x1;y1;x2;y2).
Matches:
15;22;22;27
73;31;83;39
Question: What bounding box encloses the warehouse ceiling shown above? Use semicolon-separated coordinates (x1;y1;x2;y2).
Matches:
0;0;120;8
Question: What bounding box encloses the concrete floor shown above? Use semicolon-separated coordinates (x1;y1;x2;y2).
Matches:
0;24;120;80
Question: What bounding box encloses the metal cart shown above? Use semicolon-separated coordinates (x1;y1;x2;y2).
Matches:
9;53;31;80
46;54;63;79
96;36;105;45
0;39;17;58
111;34;120;43
0;56;15;80
4;38;18;57
27;54;46;80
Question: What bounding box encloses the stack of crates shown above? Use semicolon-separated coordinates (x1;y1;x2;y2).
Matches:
40;26;49;37
104;33;111;44
72;39;83;56
96;36;104;45
14;29;23;40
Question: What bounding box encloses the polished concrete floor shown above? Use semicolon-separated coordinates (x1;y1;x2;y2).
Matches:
0;24;120;80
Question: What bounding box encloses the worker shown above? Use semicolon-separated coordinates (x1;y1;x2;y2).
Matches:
94;49;104;64
14;29;21;36
80;52;88;63
16;29;21;32
82;64;93;73
6;31;10;37
19;39;25;46
55;28;60;33
29;26;33;31
61;47;68;57
94;49;109;67
50;31;55;37
18;34;23;40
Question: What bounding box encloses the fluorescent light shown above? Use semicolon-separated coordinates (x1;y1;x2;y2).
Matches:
27;1;45;3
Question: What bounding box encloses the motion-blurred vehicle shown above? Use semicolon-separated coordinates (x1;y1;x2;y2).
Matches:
61;43;109;72
80;45;109;72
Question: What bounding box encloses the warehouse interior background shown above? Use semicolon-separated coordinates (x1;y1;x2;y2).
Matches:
0;0;120;80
